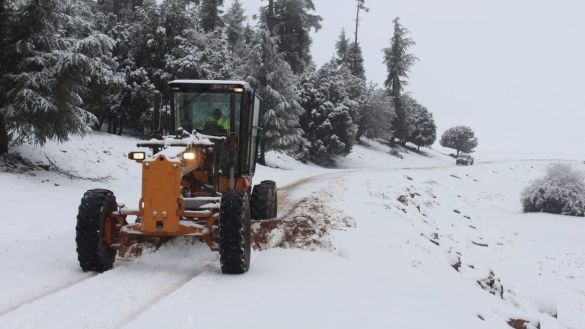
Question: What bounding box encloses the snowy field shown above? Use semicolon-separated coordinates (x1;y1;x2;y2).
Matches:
1;133;584;329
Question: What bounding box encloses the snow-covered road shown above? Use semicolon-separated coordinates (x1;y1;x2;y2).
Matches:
1;134;584;329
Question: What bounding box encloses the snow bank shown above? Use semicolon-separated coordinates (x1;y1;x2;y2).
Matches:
336;138;452;169
3;132;145;181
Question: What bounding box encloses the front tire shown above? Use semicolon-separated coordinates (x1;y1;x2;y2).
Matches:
219;190;251;274
76;189;117;272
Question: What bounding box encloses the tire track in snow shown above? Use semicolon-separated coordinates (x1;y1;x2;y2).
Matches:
0;242;217;329
277;171;352;219
0;232;97;316
0;274;96;316
112;264;212;329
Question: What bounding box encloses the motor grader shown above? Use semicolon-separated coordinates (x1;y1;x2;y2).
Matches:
75;80;277;274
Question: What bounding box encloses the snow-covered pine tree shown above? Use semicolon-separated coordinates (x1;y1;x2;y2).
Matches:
383;17;417;145
263;0;276;33
0;0;14;154
223;0;246;52
166;28;237;81
332;28;368;141
348;0;367;80
116;67;158;134
161;0;236;80
404;95;436;150
0;115;6;155
346;42;365;80
335;29;349;65
1;0;118;146
96;0;145;15
300;60;359;165
440;126;478;156
262;0;322;74
242;23;256;47
111;0;203;133
199;0;224;32
100;0;238;134
358;87;395;140
245;28;304;164
101;0;162;133
83;8;126;132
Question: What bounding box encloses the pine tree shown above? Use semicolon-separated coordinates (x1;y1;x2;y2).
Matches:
1;0;118;146
404;96;436;150
245;28;304;163
346;42;365;79
166;28;236;81
262;0;322;74
83;7;126;132
199;0;223;32
358;87;395;140
335;29;349;65
332;31;368;140
300;61;359;165
110;0;203;133
383;17;417;144
440;126;478;156
349;0;367;79
0;0;14;154
117;67;158;134
224;0;246;52
103;0;161;133
97;0;144;15
101;0;238;134
242;23;255;46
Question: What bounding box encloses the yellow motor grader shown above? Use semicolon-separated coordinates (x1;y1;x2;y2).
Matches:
75;80;277;274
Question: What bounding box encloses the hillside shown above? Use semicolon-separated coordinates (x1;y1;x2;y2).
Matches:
0;133;583;329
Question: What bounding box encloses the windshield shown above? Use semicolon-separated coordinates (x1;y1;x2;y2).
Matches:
174;92;242;136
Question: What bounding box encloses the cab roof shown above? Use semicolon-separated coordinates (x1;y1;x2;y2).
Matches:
169;80;252;90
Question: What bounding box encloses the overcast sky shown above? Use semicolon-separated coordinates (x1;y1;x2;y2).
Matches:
235;0;585;155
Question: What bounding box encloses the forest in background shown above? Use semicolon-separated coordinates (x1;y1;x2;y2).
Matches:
0;0;439;165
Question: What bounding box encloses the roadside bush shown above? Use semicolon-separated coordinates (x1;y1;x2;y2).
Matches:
521;164;585;217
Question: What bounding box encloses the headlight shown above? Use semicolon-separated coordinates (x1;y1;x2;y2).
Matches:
128;152;146;161
182;152;196;160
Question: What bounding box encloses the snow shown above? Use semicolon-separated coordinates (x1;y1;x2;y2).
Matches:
1;132;584;329
336;139;453;169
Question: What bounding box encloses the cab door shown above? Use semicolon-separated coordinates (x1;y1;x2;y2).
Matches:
249;95;262;174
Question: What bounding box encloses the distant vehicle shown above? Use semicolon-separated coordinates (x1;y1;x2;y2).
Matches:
456;154;474;165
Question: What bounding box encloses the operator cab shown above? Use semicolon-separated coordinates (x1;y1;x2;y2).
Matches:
168;80;263;175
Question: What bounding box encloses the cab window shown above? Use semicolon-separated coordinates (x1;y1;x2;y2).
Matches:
174;92;241;136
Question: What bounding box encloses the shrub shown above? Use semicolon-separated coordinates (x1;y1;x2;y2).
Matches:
521;164;585;217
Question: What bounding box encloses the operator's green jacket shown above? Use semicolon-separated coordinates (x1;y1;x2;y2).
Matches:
200;116;230;132
215;116;230;130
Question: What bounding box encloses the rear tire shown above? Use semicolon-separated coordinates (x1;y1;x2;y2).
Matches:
219;190;251;274
76;189;117;272
251;180;277;220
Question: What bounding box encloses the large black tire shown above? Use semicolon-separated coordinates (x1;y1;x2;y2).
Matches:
219;190;251;274
76;189;117;272
250;180;277;220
